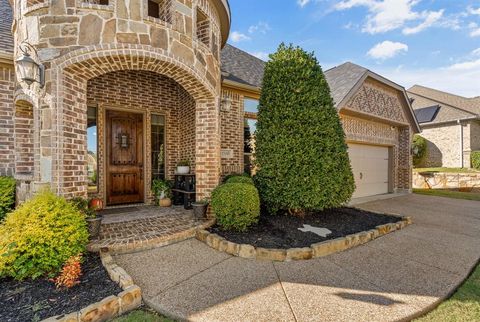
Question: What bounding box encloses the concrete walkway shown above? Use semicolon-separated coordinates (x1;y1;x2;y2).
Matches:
114;194;480;322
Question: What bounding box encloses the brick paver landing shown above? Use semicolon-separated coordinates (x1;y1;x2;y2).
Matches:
88;206;213;253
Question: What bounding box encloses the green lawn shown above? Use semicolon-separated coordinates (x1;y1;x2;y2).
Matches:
113;309;173;322
414;167;480;173
416;262;480;321
413;189;480;201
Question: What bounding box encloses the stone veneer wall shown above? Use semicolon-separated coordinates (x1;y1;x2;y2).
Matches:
419;123;465;168
0;65;15;176
86;70;196;202
12;0;225;201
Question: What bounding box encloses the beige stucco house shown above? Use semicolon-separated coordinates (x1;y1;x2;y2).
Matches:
408;85;480;168
0;0;419;205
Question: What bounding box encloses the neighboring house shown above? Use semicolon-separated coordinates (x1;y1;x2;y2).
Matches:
408;85;480;168
0;0;419;205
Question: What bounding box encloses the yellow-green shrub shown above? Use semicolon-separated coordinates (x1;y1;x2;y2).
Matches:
0;191;88;280
0;176;15;221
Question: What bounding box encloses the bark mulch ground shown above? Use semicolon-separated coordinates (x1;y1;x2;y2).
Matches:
210;207;402;249
0;253;122;322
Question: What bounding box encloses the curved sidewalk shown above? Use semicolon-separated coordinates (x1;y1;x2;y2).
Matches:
114;194;480;322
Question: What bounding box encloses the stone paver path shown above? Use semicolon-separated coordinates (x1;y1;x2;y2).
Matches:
114;194;480;322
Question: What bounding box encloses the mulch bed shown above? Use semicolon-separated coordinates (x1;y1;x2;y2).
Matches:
0;253;122;322
209;207;402;249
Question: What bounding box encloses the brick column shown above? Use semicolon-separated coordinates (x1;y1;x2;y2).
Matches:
397;127;412;191
195;98;221;200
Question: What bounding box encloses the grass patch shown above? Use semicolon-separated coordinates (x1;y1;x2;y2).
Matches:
416;261;480;321
113;309;174;322
414;167;480;173
413;189;480;201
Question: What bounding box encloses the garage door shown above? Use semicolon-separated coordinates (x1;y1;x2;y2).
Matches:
348;143;390;199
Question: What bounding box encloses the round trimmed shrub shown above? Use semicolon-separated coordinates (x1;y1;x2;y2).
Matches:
0;191;89;280
211;183;260;232
0;176;15;221
225;175;255;185
254;44;354;215
412;135;427;167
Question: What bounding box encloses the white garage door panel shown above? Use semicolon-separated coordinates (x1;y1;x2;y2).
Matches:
348;144;389;199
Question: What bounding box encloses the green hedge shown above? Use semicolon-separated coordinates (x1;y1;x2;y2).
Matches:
254;44;354;215
0;190;88;280
211;183;260;232
225;175;255;185
472;151;480;170
0;177;15;221
412;135;427;167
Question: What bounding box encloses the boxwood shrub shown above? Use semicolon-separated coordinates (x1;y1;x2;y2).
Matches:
0;176;15;221
472;151;480;170
211;183;260;232
254;44;354;215
225;175;255;185
0;190;89;280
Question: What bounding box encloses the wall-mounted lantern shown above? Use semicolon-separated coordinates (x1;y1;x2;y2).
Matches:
16;42;45;88
221;97;232;111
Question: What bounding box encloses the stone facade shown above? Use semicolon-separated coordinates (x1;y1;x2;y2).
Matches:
419;120;480;168
8;0;230;202
413;171;480;192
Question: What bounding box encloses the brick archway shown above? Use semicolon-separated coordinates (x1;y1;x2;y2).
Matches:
49;46;220;200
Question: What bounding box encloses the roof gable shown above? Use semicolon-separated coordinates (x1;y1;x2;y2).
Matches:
408;85;480;114
220;44;266;89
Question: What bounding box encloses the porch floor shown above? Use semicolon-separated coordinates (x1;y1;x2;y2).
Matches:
87;206;214;254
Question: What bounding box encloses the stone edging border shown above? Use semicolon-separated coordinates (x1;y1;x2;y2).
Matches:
196;215;412;262
42;250;142;322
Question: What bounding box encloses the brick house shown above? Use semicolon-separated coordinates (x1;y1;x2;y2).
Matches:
0;0;419;205
408;85;480;168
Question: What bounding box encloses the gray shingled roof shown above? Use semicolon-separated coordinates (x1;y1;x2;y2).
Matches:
0;0;13;55
220;44;266;88
408;85;479;124
324;62;368;107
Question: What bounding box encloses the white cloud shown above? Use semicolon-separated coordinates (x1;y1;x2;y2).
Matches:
469;23;480;37
298;0;310;8
403;10;444;35
230;31;251;43
248;22;271;35
472;48;480;56
334;0;447;35
376;60;480;97
250;51;270;61
367;41;408;60
468;7;480;16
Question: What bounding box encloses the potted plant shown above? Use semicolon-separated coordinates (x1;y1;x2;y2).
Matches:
152;179;172;207
192;198;209;219
71;197;103;239
176;160;190;174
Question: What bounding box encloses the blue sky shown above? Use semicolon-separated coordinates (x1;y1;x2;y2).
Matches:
227;0;480;97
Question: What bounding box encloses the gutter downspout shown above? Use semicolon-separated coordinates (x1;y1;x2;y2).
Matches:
458;120;464;168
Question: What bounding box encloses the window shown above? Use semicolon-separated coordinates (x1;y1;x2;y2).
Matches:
243;98;259;174
87;107;98;193
147;0;171;23
151;114;166;180
196;8;210;47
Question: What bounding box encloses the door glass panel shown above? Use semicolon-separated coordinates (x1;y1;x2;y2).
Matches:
151;114;166;180
87;107;98;193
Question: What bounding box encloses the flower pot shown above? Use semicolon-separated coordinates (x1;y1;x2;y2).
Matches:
176;166;190;174
89;198;104;211
159;197;172;207
192;202;208;219
86;216;102;239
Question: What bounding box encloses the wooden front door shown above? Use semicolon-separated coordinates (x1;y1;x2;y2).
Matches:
106;110;144;205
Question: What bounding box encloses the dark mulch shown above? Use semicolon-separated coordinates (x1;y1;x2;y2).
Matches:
0;253;122;322
209;207;402;249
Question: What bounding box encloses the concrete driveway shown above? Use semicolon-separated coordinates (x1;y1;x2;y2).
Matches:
114;194;480;322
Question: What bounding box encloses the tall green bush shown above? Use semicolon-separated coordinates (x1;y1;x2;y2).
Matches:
0;176;16;221
412;135;427;167
0;190;88;280
254;44;354;215
472;151;480;170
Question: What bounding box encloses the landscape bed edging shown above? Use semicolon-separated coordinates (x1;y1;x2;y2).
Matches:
196;215;412;262
42;250;142;322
